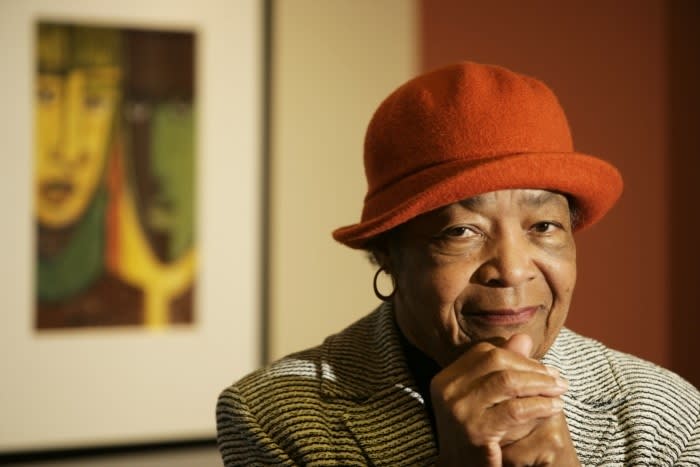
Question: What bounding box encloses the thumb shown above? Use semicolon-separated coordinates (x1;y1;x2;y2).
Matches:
484;441;502;467
504;333;533;358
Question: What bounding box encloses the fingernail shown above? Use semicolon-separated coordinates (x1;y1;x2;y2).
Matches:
552;398;565;410
546;366;560;377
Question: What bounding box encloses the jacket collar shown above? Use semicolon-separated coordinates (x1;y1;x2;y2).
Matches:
320;302;412;400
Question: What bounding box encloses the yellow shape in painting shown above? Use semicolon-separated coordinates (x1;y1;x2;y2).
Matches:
35;67;121;228
115;176;195;329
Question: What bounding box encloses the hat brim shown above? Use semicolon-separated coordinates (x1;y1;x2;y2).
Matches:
332;152;623;249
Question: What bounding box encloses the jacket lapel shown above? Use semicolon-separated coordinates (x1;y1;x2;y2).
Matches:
543;329;628;465
343;384;437;466
320;303;437;465
561;393;622;465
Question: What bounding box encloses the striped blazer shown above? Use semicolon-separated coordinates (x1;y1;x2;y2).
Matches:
217;304;700;466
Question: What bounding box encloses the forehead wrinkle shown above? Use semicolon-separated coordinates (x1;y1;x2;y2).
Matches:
518;189;561;207
457;189;562;211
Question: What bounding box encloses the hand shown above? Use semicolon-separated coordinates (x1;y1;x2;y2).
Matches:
431;334;572;467
501;411;581;467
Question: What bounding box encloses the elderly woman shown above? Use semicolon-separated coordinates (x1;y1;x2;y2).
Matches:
217;62;700;465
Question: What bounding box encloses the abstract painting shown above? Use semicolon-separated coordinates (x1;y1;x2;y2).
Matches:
34;22;197;329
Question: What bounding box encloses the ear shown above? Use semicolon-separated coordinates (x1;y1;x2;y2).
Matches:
373;248;391;271
368;230;401;275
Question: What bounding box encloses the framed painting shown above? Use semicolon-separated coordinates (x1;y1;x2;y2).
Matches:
0;0;261;453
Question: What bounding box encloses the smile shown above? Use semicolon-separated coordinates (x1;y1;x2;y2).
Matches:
464;306;540;326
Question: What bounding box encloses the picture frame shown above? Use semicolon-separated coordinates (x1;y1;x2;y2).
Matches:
0;0;262;453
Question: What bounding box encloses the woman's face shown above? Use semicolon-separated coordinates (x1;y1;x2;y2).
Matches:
388;189;577;366
35;66;120;228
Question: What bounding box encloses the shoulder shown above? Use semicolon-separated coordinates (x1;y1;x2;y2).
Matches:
554;329;700;463
220;345;326;413
216;345;328;464
224;306;389;405
555;328;698;407
216;308;391;465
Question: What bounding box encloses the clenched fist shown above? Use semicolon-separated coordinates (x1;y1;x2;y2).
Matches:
431;334;580;466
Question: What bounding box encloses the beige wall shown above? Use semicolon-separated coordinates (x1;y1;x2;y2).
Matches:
269;0;418;359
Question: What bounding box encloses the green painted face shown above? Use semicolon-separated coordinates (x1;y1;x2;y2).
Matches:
146;101;195;262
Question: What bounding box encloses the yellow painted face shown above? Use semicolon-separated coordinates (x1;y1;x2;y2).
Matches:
35;66;120;228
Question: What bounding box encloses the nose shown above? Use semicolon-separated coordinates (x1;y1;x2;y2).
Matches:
49;75;87;169
51;147;87;168
474;232;537;287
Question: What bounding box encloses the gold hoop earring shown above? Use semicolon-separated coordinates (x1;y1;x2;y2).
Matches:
373;267;396;301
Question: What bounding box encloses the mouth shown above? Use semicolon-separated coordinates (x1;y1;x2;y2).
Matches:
41;180;74;204
463;306;541;327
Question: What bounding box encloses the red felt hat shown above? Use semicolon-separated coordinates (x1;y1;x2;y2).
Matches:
332;62;623;249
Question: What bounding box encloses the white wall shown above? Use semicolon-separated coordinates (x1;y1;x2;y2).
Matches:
269;0;418;359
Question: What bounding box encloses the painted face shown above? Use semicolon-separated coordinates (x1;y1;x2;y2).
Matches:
389;189;577;366
131;100;195;263
35;66;120;228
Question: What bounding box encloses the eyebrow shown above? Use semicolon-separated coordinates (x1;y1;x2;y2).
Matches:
458;190;560;210
519;190;560;206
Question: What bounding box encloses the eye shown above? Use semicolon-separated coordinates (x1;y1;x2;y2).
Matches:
443;225;479;238
38;87;55;103
84;94;104;110
530;221;561;234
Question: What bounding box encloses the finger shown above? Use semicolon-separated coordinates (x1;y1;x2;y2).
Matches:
434;345;559;399
433;370;566;427
475;370;568;404
445;396;563;449
486;396;565;437
504;333;533;358
501;411;578;465
457;344;550;379
485;441;502;467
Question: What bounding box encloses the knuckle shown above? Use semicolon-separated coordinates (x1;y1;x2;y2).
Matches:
429;381;451;406
493;370;518;393
504;399;529;423
430;379;462;412
484;347;508;368
451;399;471;423
549;431;566;449
464;425;487;446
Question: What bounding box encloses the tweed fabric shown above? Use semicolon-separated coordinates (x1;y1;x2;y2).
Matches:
217;304;700;466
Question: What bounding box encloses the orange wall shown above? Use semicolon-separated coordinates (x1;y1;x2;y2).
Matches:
420;0;699;385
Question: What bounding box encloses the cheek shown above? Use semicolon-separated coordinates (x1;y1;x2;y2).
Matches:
542;239;576;297
397;261;472;334
543;255;577;331
556;251;577;300
398;251;467;301
431;265;473;307
551;260;576;295
394;261;474;364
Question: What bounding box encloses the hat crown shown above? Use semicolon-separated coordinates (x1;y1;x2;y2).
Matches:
363;62;573;202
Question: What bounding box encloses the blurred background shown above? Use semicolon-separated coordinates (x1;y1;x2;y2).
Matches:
2;0;698;465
